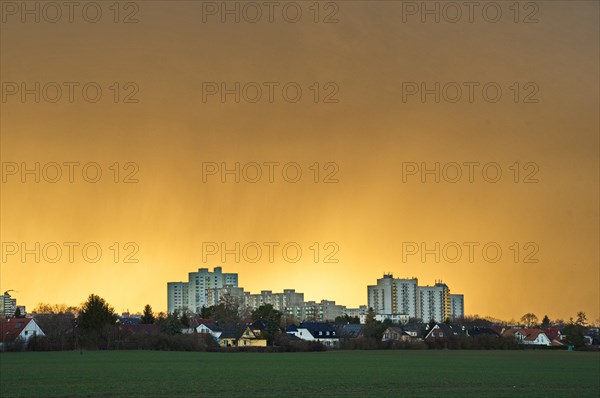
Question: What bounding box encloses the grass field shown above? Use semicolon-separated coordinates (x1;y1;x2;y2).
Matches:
1;350;599;397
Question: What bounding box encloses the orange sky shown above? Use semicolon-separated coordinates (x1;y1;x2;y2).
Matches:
1;1;598;322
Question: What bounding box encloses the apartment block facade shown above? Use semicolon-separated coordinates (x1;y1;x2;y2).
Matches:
367;275;419;320
368;275;461;323
450;294;465;320
246;289;304;312
418;283;451;323
0;292;17;318
167;267;239;313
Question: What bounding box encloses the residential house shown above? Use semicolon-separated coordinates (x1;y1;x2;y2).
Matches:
424;323;466;341
335;323;363;339
287;322;339;348
196;323;223;341
382;326;417;343
218;324;240;347
502;328;551;346
238;321;267;347
544;328;562;341
0;318;46;350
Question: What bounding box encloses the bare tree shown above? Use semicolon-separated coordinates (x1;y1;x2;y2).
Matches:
520;313;538;327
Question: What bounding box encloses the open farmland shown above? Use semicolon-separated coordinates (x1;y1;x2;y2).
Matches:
1;350;599;397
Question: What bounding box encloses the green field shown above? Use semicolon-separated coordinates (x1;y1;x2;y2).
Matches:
1;350;599;397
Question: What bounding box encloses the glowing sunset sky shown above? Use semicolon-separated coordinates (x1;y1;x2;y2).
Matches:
1;1;598;322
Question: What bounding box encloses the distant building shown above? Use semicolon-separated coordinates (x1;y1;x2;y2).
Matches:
167;267;238;314
343;306;367;319
367;275;462;323
418;283;450;323
246;289;304;312
450;294;464;320
206;286;246;307
0;292;18;318
167;282;189;314
285;300;347;322
367;275;419;319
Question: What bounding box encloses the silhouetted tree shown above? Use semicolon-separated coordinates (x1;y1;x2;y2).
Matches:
362;308;384;340
200;306;215;319
77;294;118;349
520;313;538;327
576;311;587;326
541;315;551;329
156;312;182;335
180;312;190;328
78;294;118;330
563;321;586;347
213;295;240;324
33;303;78;315
251;304;282;345
140;305;155;324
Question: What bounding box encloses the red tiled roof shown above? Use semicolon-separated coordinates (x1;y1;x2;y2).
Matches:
523;330;544;341
490;326;503;334
545;328;561;340
502;329;520;337
0;318;33;342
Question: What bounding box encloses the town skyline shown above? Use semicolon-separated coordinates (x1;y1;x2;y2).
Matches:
2;263;597;325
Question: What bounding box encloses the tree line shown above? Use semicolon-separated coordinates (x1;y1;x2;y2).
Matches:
5;294;596;352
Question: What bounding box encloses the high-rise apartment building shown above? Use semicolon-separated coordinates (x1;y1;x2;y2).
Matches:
246;289;304;312
367;275;462;323
167;267;238;313
367;274;418;320
285;300;347;322
450;294;465;320
0;292;18;318
418;282;451;323
206;286;246;307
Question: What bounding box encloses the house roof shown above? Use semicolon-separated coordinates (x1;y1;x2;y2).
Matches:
0;318;34;342
545;328;561;340
336;324;363;338
250;320;268;331
522;329;547;341
299;322;338;338
425;323;465;340
402;323;425;338
501;328;520;337
118;317;141;325
219;324;240;339
286;325;298;332
501;328;547;341
198;323;222;332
